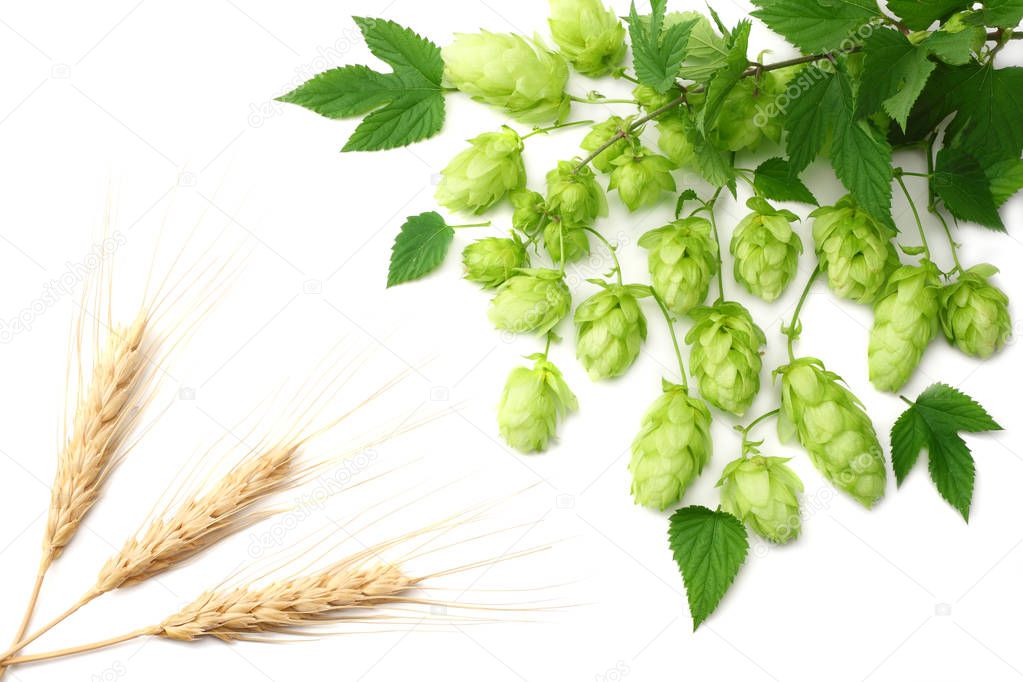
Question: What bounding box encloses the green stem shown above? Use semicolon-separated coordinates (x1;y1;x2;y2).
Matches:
649;287;689;390
934;209;963;275
450;221;492;229
582;227;622;285
899;171;931;178
521;119;594;140
694;187;726;304
895;174;931;260
542;333;553;359
738;408;781;455
568;94;638;105
786;266;819;362
922;138;963;277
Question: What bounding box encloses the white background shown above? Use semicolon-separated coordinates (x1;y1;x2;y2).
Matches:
0;1;1021;681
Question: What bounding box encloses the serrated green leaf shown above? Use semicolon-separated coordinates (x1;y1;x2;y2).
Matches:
678;12;729;81
932;148;1004;230
750;0;881;53
699;21;751;134
628;1;698;92
890;383;1000;521
386;212;454;287
855;28;936;131
987;159;1023;206
887;0;972;30
753;158;819;205
668;506;748;630
962;0;1023;28
782;65;839;173
927;433;975;521
921;29;984;65
278;17;445;152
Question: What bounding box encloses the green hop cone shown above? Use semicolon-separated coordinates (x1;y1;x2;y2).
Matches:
776;357;887;507
488;268;571;335
655;111;697;169
730;198;804;302
546;160;608;227
435;126;526;215
709;75;785;153
509;189;548;236
868;260;941;392
580;117;632;173
639;217;718;315
443;31;570;123
497;354;578;453
574;283;648;380
685;301;766;416
718;455;804;544
811;196;900;304
547;0;626;77
939;264;1012;359
462;235;530;288
607;150;677;211
633;84;678;114
543;220;590;263
629;381;713;510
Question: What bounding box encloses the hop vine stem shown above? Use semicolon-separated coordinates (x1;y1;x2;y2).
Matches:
649;287;689;390
521;119;593;140
894;173;931;261
582;227;623;285
785;266;819;362
738;408;780;454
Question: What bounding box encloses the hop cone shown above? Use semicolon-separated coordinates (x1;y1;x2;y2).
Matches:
811;196;899;304
776;357;886;507
730;199;803;302
718;455;803;543
435;126;526;215
546;160;608;227
580;116;631;173
709;75;785;152
655;111;697;169
685;301;766;416
608;150;676;211
868;260;941;392
543;220;590;263
639;217;718;315
634;84;677;114
629;381;712;510
574;283;648;380
443;31;570;123
548;0;626;77
510;189;548;236
463;235;529;288
939;264;1012;359
488;268;571;335
498;354;578;453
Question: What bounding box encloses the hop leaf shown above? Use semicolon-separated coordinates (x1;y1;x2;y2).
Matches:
626;0;698;93
387;212;454;287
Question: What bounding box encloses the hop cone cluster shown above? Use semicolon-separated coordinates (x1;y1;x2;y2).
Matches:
639;217;718;315
629;381;712;510
574;283;648;380
443;31;570;123
498;355;578;453
709;75;785;152
718;455;803;543
509;189;548;236
868;261;941;393
435;126;526;215
685;301;766;416
462;235;529;288
547;0;626;77
939;264;1012;359
580;116;631;173
543;220;590;263
608;150;676;211
546;160;608;227
488;268;571;335
776;358;886;507
655;111;697;169
811;196;899;304
730;199;803;302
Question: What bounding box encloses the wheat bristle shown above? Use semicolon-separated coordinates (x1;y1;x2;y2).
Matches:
43;310;150;559
95;445;297;593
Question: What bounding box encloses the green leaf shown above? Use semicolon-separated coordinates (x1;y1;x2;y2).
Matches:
932;148;1004;230
678;12;729;81
920;29;984;65
753;157;819;204
750;0;881;53
887;0;972;30
278;17;445;152
668;506;748;630
962;0;1023;28
782;65;839;173
386;212;455;287
890;383;1001;520
699;21;751;133
628;0;698;93
855;28;936;131
987;159;1023;206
